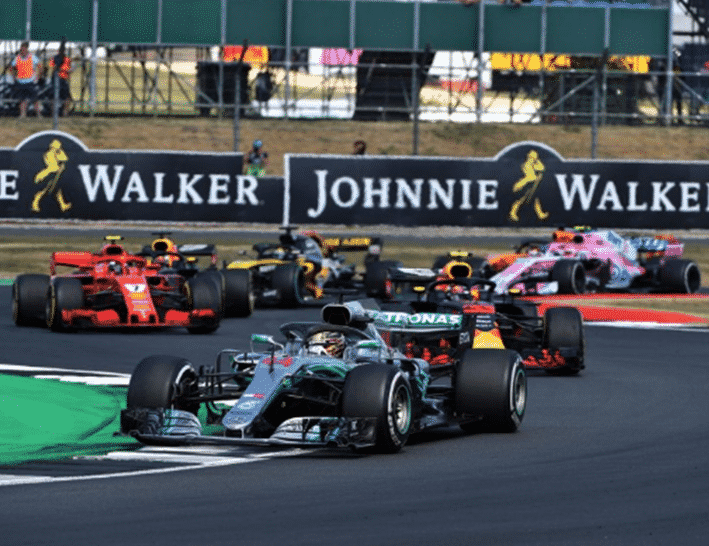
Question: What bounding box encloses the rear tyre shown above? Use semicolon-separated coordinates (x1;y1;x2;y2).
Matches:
342;364;412;453
455;349;526;433
196;270;226;317
46;277;84;332
222;269;254;317
126;355;200;415
551;259;586;294
13;274;49;326
272;263;305;307
365;262;391;298
432;255;451;271
185;276;220;334
659;259;701;294
365;260;402;298
543;307;584;375
465;256;488;277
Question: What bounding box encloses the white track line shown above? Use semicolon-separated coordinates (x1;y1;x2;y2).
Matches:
0;448;307;488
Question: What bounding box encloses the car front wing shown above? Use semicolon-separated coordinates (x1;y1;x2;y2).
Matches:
121;408;378;450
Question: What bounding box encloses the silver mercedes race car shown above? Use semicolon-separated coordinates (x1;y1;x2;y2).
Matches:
120;301;527;453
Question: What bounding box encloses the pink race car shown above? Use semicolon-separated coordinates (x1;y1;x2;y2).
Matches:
482;227;701;295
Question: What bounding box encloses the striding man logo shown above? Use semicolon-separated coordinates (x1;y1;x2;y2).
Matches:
32;139;72;213
509;149;549;222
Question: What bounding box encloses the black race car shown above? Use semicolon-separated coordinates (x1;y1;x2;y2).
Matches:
120;300;527;453
139;233;254;317
373;276;585;375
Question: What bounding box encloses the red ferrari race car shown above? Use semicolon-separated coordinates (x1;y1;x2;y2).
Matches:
12;236;221;333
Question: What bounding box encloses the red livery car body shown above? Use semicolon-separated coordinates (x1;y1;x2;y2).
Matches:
13;237;221;333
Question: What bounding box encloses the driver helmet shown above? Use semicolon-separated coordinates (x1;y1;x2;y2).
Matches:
108;260;122;275
253;139;262;149
527;246;542;257
307;331;346;358
153;255;170;267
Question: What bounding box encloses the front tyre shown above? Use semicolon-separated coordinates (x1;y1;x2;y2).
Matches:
551;259;586;295
455;349;526;433
342;364;412;453
543;307;584;375
13;274;49;326
46;277;84;332
126;355;200;414
185;276;220;334
222;269;254;317
272;263;305;307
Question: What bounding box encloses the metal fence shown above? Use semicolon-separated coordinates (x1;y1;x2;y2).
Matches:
1;1;702;132
2;43;706;128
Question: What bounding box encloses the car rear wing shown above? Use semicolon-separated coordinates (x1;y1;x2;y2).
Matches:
177;244;218;266
138;242;219;266
323;236;382;254
628;236;683;257
50;251;95;274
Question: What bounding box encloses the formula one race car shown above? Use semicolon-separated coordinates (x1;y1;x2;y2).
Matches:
433;227;701;296
373;276;585;375
12;236;221;333
223;226;384;307
138;233;254;317
119;300;527;453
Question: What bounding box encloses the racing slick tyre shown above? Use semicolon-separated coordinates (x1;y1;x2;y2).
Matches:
222;269;254;317
185;276;221;334
196;270;226;317
551;259;586;295
465;256;489;277
126;355;200;416
272;263;306;307
543;307;585;375
432;255;451;271
455;349;526;433
12;274;49;327
342;364;412;453
364;260;402;298
46;277;84;332
659;259;701;294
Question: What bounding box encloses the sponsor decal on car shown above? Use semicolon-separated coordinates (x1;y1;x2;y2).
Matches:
374;311;463;329
125;283;147;294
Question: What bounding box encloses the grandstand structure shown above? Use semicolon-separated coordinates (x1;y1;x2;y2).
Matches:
0;0;705;125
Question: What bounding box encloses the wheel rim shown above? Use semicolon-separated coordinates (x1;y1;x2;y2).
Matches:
573;264;585;294
46;287;56;327
11;284;19;323
391;384;411;434
511;367;527;417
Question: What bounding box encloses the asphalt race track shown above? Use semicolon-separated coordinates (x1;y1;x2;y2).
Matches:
1;285;709;546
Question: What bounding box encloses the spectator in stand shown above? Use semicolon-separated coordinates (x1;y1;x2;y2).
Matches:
49;39;72;117
11;41;43;118
353;140;367;155
245;139;269;177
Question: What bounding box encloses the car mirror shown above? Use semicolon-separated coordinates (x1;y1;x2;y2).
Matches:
251;333;284;351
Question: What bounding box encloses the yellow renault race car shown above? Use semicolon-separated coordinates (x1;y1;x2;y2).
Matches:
223;226;384;307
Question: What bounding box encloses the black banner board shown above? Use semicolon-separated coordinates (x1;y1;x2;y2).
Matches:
4;133;709;229
0;131;282;223
286;144;709;229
